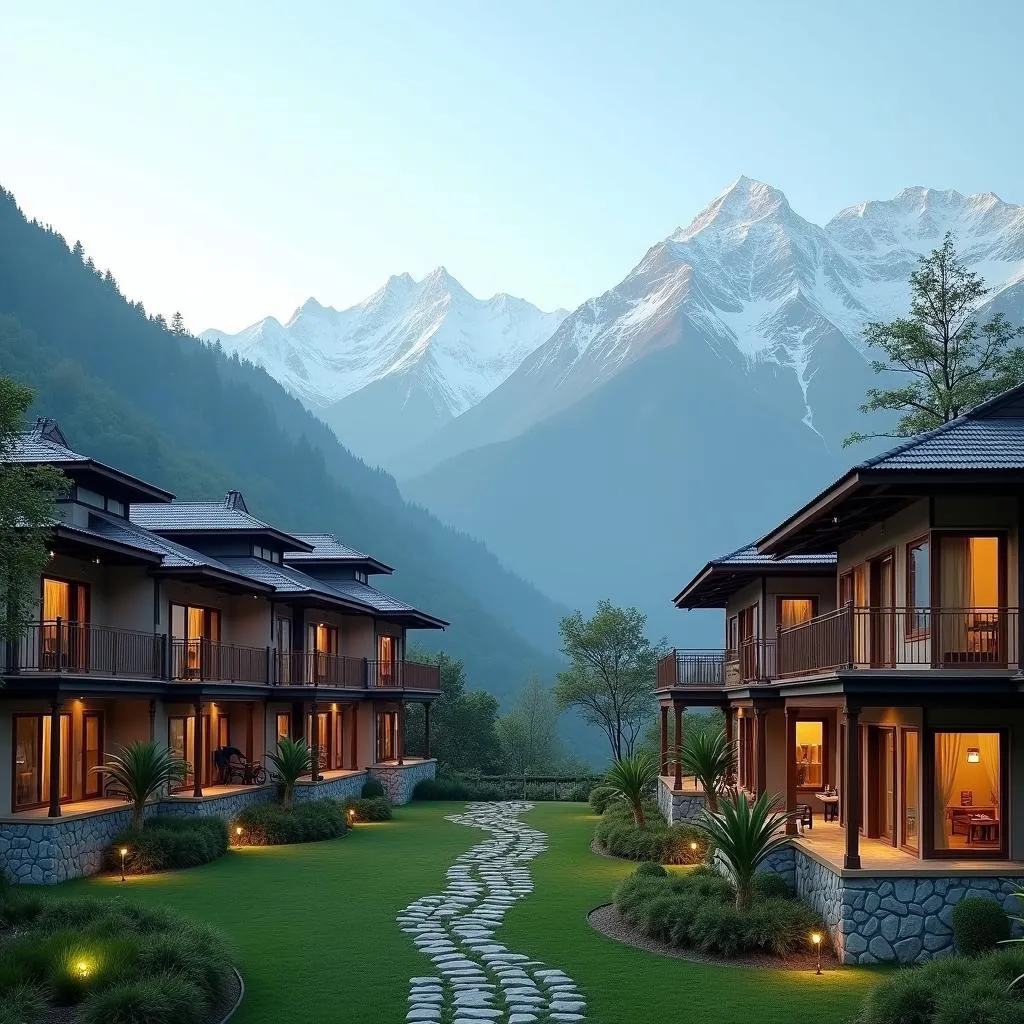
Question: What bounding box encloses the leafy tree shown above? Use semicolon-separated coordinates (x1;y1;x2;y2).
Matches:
404;649;502;774
93;740;189;830
0;378;64;641
496;677;563;775
267;736;312;811
692;791;793;910
603;750;659;828
845;232;1024;446
170;311;186;335
677;727;736;813
555;600;659;761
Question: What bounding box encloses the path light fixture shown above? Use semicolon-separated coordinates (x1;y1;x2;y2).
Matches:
811;932;822;975
689;841;699;853
73;958;93;980
347;807;356;823
235;825;244;844
119;847;128;881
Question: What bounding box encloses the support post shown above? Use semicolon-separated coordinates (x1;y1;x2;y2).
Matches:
148;699;156;742
755;707;768;798
785;706;797;836
350;704;358;770
843;705;862;869
192;700;203;798
310;696;319;783
47;701;62;817
660;705;669;776
397;702;405;765
424;702;432;759
246;702;254;762
673;702;683;790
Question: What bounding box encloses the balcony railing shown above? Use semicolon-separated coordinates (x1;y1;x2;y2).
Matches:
4;620;163;678
170;639;270;684
776;606;1020;677
277;651;366;687
369;659;441;690
656;649;726;688
725;638;776;685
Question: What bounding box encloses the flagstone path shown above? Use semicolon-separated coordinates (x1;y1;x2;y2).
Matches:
397;801;587;1024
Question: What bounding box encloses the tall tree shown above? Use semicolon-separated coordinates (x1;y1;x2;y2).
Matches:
496;677;563;775
0;378;64;640
170;311;186;335
554;600;659;762
845;232;1024;446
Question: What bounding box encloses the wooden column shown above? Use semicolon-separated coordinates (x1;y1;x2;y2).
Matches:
350;705;358;769
723;707;734;787
660;705;669;776
673;702;683;790
424;703;432;759
148;700;156;742
310;697;319;782
784;707;797;835
755;707;768;798
192;700;203;798
245;702;254;762
397;703;406;765
47;701;62;818
843;705;862;869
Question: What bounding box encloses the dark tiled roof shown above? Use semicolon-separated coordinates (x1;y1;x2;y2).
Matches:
328;579;418;614
714;544;837;567
8;422;87;463
859;418;1024;471
284;533;393;574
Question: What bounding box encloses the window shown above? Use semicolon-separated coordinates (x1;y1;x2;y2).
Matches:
902;729;919;851
275;617;292;683
932;731;1002;852
377;635;399;684
795;721;823;788
727;615;739;655
777;598;816;629
907;539;930;634
355;571;368;585
306;623;338;683
937;535;1004;664
12;713;72;811
839;571;853;607
252;544;282;563
106;498;126;517
41;578;89;670
376;710;398;762
170;604;221;680
75;486;104;509
83;713;103;798
275;713;291;741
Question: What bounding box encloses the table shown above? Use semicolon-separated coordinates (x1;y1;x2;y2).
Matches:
815;793;839;822
966;815;999;845
948;806;996;836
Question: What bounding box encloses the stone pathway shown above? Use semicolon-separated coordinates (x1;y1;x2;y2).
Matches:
397;801;587;1024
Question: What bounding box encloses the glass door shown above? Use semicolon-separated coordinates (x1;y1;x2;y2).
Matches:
877;727;897;844
901;729;919;851
83;712;103;798
870;554;895;667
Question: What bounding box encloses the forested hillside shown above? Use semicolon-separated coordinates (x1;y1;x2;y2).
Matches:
0;186;565;706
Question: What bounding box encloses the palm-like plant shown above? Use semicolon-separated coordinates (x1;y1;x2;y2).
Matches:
92;740;190;830
677;728;737;813
692;790;792;910
268;736;312;811
604;750;660;828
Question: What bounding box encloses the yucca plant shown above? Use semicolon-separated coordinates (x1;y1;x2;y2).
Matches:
268;736;312;811
92;741;189;830
677;728;737;813
692;790;793;910
604;750;659;828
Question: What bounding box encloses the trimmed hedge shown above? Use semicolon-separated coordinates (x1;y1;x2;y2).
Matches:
613;868;825;958
857;948;1024;1023
235;799;348;845
634;861;668;878
0;896;235;1024
343;796;393;822
594;801;708;864
951;897;1011;956
588;786;617;815
411;777;503;801
361;778;386;799
107;815;228;875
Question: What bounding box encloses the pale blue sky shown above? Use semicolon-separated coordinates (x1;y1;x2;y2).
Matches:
2;0;1022;332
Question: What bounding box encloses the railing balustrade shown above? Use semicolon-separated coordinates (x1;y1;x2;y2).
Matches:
170;638;270;684
5;620;163;678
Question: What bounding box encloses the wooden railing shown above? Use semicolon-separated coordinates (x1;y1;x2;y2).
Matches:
726;638;776;684
656;649;726;688
776;606;1019;677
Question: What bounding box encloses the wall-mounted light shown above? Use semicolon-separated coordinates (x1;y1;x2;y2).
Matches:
967;747;981;764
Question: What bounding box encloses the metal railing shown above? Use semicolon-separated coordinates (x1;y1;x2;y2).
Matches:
4;619;163;678
776;605;1019;677
170;639;271;684
276;651;365;687
725;638;776;685
656;649;726;688
369;659;441;690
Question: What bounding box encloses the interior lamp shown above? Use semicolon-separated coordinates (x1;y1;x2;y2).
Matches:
967;747;981;764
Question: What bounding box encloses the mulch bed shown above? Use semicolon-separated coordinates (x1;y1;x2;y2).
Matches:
587;903;842;973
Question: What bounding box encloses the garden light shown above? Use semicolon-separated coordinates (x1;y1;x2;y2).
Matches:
689;841;698;852
119;847;128;881
73;958;93;979
235;825;244;843
811;931;822;974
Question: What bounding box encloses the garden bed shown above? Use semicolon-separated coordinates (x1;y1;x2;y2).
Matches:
235;799;348;845
593;801;707;864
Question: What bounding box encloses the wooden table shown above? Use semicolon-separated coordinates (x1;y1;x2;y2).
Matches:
966;815;999;845
948;806;996;836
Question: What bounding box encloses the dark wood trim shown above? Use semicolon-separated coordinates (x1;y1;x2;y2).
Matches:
754;708;767;797
784;708;797;835
350;704;358;769
899;725;920;854
905;534;932;641
659;706;668;775
867;725;898;844
82;710;104;799
47;703;62;817
192;700;203;798
843;705;862;868
673;702;683;790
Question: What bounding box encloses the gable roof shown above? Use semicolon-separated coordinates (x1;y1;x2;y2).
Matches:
283;533;393;575
673;543;836;609
758;380;1024;556
9;419;174;504
131;492;313;552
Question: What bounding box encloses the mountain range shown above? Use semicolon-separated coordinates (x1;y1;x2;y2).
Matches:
209;177;1024;641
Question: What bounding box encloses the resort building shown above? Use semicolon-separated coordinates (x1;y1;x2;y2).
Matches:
0;420;443;882
657;384;1024;963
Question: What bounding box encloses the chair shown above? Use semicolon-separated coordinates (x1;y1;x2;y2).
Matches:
796;803;813;830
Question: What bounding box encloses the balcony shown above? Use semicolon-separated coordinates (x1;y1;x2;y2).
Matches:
5;620;163;679
656;641;777;691
276;652;441;690
170;639;270;684
776;606;1020;678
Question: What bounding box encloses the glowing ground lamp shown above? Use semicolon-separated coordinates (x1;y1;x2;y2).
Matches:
347;807;357;824
811;931;823;974
235;825;244;844
119;846;128;881
73;957;93;980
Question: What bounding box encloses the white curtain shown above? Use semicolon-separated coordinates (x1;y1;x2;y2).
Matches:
978;733;1001;808
940;538;969;659
934;733;963;846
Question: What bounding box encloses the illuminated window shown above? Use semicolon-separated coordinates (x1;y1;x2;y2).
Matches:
276;713;291;741
933;731;1001;852
907;539;930;633
778;598;815;629
902;729;919;851
795;721;823;788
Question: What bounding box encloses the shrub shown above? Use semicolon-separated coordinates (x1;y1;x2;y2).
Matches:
411;776;503;801
107;815;228;875
689;900;745;957
634;861;667;878
343;796;393;822
857;967;938;1024
595;802;708;864
361;778;386;799
952;897;1011;956
136;934;230;1002
77;973;206;1024
750;872;793;901
0;983;47;1024
0;888;42;927
236;799;347;845
588;786;616;815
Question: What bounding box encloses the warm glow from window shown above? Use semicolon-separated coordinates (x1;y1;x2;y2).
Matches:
969;538;999;607
779;599;815;628
796;721;823;788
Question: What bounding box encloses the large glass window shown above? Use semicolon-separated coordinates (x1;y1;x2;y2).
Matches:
170;604;221;680
83;713;103;798
937;536;1003;664
778;598;816;629
13;713;73;810
902;729;919;851
795;721;824;788
275;712;291;742
933;731;1001;851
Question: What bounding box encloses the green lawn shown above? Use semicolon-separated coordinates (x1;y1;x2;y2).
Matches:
61;802;880;1023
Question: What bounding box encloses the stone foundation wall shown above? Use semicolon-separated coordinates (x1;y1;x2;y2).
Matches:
656;777;707;824
370;759;436;804
158;786;277;819
294;772;367;803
